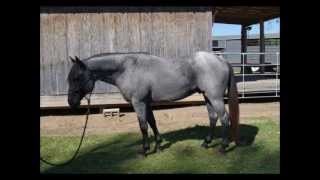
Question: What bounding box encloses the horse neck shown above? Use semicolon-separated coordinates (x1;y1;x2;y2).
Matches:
85;56;125;85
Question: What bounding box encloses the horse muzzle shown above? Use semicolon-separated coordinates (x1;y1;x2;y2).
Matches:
68;98;81;109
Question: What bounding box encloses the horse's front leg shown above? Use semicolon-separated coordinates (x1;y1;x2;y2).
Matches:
131;99;150;156
146;105;163;153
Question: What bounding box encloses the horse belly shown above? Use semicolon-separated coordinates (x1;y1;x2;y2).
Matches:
150;76;196;102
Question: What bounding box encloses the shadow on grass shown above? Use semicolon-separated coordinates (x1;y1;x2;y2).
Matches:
128;124;259;154
42;124;259;174
41;133;140;174
225;144;280;174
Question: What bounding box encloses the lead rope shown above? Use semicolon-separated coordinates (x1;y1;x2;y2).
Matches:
40;92;92;166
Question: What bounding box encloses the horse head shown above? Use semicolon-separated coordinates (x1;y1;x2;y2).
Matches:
67;56;95;109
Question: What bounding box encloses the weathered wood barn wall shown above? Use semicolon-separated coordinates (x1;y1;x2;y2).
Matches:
40;6;213;96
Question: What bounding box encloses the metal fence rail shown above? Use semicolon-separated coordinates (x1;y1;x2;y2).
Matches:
213;52;280;99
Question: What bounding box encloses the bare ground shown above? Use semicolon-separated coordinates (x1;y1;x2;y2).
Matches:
40;102;279;136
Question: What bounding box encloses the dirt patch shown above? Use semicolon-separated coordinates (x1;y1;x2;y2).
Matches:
40;102;279;136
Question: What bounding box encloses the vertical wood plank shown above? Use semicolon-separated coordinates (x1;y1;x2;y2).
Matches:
40;8;213;96
40;14;46;95
41;14;51;95
175;12;186;58
151;12;165;57
164;12;177;58
102;12;115;53
206;11;213;52
114;12;129;52
90;13;104;56
139;12;152;53
48;15;57;95
54;14;68;95
127;12;141;52
79;13;92;59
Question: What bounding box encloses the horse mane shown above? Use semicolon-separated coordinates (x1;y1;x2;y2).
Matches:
86;52;150;60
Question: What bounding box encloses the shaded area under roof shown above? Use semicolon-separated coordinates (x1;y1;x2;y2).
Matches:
214;6;280;25
40;6;279;26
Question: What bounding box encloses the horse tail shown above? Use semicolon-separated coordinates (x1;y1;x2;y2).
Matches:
227;63;240;145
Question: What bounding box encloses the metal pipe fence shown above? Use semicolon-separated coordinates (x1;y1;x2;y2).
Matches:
212;52;280;99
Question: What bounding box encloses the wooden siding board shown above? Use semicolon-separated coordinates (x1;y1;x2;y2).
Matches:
40;9;212;96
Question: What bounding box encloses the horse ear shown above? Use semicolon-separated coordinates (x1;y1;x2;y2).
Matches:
75;56;80;62
69;56;76;63
74;56;87;70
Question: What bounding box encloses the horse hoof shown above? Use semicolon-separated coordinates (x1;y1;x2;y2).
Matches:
218;148;226;155
142;145;150;152
235;140;245;146
154;148;162;153
137;153;147;158
201;142;209;149
138;152;148;158
137;149;148;157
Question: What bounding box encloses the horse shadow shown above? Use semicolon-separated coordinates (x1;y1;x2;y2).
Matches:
127;124;259;155
41;124;258;173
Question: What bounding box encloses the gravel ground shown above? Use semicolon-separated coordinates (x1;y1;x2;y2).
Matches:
40;102;279;136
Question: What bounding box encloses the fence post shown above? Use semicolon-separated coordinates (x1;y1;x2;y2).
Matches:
242;53;245;98
260;19;265;74
276;52;279;97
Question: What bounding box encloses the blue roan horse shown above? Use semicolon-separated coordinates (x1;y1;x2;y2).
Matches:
67;51;239;155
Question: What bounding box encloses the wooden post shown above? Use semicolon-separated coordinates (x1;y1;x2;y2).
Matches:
259;19;265;73
212;8;218;51
212;7;218;24
241;24;252;74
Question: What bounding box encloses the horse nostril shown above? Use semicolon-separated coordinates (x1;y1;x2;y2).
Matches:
70;102;80;109
68;97;80;109
68;98;73;107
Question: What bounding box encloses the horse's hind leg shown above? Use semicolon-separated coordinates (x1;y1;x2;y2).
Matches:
146;105;163;153
214;99;230;154
205;96;230;154
201;95;218;149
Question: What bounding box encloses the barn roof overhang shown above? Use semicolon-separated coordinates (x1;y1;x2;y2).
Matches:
40;6;280;26
213;6;280;26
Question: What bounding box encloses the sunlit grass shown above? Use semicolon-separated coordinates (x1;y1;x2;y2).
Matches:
40;118;279;174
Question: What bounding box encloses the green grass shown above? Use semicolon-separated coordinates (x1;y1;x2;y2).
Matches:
40;117;279;174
